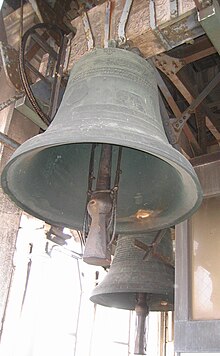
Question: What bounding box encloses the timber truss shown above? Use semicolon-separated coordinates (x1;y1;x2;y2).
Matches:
1;0;220;158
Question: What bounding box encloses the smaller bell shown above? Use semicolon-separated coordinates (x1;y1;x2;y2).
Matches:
90;229;174;310
90;229;174;354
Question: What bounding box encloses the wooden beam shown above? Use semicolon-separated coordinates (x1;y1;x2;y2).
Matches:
68;0;203;70
156;71;202;156
3;3;37;49
177;69;220;145
152;52;220;147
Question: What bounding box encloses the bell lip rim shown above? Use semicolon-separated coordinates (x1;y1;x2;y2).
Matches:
89;292;174;311
3;130;202;178
2;131;204;189
1;134;203;230
0;172;203;231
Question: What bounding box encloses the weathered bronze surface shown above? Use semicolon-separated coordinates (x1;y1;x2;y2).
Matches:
1;48;202;233
90;230;174;311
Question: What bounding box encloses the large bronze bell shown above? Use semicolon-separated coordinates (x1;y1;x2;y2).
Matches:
1;48;202;235
90;229;174;354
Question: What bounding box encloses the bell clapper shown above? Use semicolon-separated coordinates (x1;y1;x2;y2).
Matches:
134;292;149;355
83;144;113;266
83;143;123;266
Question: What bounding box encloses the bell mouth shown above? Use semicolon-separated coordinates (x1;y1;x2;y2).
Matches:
90;291;174;312
1;138;202;233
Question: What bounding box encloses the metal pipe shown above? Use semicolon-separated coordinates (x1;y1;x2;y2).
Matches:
118;0;134;43
96;144;112;190
31;32;58;59
0;132;20;149
134;293;149;355
104;1;111;48
48;34;68;119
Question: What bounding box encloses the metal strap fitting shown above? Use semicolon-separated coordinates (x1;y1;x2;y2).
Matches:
171;70;220;138
104;0;111;48
81;10;94;50
118;0;134;45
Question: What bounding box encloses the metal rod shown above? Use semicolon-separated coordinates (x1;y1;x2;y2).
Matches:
143;229;167;261
0;132;20;149
118;0;134;43
83;144;113;266
81;11;94;50
25;31;50;62
48;34;68;119
158;93;181;150
113;146;122;189
153;64;201;155
31;31;58;59
19;23;65;126
88;144;96;194
96;144;112;190
173;71;220;131
82;144;96;242
25;61;51;84
104;0;111;48
134;293;149;355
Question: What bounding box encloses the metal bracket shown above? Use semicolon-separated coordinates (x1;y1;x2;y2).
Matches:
158;93;181;149
152;52;185;76
46;225;71;246
62;32;74;74
171;70;220;138
134;229;174;268
149;0;172;51
104;0;111;48
150;1;204;51
170;0;178;19
118;0;134;45
0;132;20;149
152;51;220;147
81;10;94;50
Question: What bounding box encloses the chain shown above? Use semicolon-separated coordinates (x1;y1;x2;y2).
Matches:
0;92;24;112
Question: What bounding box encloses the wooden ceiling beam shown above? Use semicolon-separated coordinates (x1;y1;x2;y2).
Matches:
155;71;202;156
68;0;204;70
3;3;37;49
